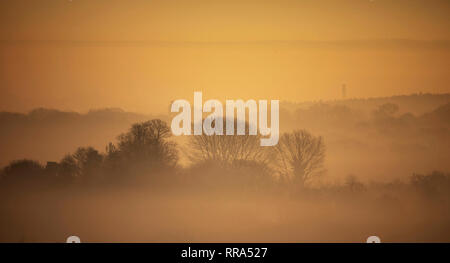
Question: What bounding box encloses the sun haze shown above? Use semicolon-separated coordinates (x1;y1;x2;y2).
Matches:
0;0;449;113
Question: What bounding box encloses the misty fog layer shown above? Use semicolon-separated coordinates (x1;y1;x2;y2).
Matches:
0;93;449;242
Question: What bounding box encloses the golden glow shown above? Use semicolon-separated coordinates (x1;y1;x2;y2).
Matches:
0;0;449;113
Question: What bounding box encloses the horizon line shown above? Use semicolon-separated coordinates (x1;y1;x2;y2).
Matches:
1;92;449;115
1;38;450;49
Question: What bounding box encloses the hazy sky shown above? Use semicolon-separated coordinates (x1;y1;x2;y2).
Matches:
1;0;449;113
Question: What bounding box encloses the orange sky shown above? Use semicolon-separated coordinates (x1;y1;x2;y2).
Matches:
0;0;449;113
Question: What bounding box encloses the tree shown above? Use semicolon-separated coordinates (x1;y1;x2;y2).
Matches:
58;154;78;179
272;130;326;187
186;119;272;168
73;147;103;177
0;159;45;182
115;119;178;168
58;147;103;182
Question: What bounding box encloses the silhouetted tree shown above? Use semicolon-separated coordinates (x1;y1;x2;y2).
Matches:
272;130;326;187
58;154;78;179
73;147;103;177
58;147;103;182
0;159;45;183
187;119;272;168
114;119;178;168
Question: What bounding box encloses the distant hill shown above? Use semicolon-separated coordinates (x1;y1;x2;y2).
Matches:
281;93;450;116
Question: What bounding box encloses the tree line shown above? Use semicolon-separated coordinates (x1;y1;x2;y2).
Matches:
0;119;326;188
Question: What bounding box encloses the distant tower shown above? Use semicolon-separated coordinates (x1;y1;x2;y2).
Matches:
342;84;347;99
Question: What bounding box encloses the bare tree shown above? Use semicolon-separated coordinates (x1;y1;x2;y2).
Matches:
273;130;326;187
73;147;103;177
187;120;272;167
57;147;103;182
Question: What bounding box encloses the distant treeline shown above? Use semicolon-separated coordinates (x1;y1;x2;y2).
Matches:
1;115;449;204
0;93;449;191
0;117;327;188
